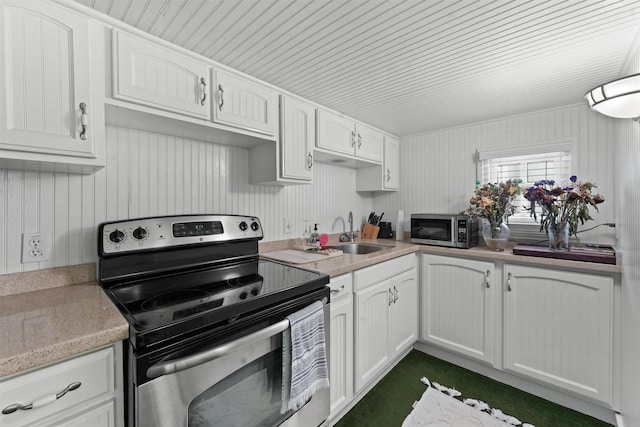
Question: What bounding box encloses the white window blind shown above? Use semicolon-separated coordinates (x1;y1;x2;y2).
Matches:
478;140;575;226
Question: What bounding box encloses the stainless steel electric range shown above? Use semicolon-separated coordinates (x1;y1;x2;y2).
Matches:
97;214;330;427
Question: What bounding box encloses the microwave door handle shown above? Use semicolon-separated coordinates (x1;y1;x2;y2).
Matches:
147;319;290;379
451;217;456;246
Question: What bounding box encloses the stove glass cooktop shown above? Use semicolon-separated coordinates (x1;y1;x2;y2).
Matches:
102;258;327;346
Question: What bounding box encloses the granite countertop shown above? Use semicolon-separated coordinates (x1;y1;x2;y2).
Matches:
0;238;621;379
0;265;128;378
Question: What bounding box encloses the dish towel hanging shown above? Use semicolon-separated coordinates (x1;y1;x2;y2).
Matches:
281;300;330;413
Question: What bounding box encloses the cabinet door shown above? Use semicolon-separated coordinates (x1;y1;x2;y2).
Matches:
504;264;613;404
389;268;417;357
213;69;278;136
316;109;355;156
354;281;391;392
329;294;353;419
280;95;314;181
421;254;496;364
38;402;115;427
0;0;98;160
383;135;399;190
113;31;211;120
355;123;383;162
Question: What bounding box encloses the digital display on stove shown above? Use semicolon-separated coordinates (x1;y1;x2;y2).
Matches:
173;221;224;237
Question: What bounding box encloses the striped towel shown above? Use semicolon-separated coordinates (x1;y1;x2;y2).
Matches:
281;300;330;413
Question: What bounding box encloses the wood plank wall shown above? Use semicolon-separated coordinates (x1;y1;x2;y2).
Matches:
0;125;373;274
373;103;617;243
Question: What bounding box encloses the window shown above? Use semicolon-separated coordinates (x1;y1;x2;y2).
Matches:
477;139;576;231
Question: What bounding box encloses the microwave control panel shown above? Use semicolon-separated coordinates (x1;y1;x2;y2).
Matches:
457;219;468;243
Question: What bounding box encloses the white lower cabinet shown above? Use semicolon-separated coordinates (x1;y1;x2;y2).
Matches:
328;274;354;419
421;254;496;364
0;343;123;427
354;254;417;392
503;264;614;404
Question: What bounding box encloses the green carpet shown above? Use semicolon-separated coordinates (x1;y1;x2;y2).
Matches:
334;350;612;427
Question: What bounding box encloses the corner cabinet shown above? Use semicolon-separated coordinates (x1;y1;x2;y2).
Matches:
356;134;399;191
0;343;123;427
420;254;496;365
112;30;211;120
0;0;105;174
328;274;354;420
315;109;383;166
212;69;279;136
249;95;314;184
503;264;614;404
354;254;417;392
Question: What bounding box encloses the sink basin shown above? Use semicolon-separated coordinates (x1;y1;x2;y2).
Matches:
333;243;387;255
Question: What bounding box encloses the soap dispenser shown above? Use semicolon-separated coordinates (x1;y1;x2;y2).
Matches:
310;224;320;249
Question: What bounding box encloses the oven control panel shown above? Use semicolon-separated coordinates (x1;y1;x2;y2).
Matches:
99;215;263;255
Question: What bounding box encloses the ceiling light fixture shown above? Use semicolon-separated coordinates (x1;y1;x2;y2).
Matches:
585;73;640;120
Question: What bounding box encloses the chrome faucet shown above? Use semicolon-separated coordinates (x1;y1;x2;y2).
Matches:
339;211;357;242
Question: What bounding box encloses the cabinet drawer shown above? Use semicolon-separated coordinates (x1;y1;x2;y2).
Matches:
0;347;115;427
354;254;416;292
329;273;353;301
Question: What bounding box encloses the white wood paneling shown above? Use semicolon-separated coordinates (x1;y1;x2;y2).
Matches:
0;125;372;274
372;104;617;244
615;45;640;426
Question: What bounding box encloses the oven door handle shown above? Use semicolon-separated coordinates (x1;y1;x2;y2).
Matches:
146;319;290;379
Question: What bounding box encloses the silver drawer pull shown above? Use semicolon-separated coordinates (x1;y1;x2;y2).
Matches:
330;284;345;294
79;103;88;140
2;382;82;415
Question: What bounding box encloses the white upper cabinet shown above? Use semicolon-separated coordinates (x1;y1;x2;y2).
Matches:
355;122;384;162
213;69;278;136
280;95;314;181
356;134;399;191
0;0;104;173
316;109;384;165
112;30;211;120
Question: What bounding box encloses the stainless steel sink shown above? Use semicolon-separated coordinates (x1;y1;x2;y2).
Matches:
333;243;387;255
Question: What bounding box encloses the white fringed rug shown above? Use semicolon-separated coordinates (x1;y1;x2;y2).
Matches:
401;387;513;427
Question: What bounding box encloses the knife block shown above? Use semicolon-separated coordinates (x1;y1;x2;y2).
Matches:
362;223;379;239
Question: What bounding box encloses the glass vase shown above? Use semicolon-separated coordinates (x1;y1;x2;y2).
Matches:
482;220;510;251
548;221;569;251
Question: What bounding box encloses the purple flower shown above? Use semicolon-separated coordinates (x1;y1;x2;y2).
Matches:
570;175;577;183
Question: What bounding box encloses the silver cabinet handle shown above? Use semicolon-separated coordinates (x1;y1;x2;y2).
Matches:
200;77;207;106
351;131;356;147
79;103;88;140
307;152;313;171
388;288;394;306
393;285;398;303
386;168;391;182
357;133;362;148
485;270;491;288
330;283;344;294
2;382;81;415
507;272;513;291
218;84;224;110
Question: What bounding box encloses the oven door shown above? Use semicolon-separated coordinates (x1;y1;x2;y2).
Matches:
136;302;330;427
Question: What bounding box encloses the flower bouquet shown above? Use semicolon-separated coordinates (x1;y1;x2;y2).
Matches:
523;176;605;250
466;180;521;250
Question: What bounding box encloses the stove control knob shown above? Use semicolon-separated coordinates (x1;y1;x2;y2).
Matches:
250;221;260;231
251;288;259;296
239;291;248;300
239;221;248;231
109;229;126;243
132;227;148;240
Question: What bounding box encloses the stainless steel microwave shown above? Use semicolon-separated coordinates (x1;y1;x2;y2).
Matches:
410;214;479;248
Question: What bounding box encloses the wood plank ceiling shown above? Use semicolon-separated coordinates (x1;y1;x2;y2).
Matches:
76;0;640;136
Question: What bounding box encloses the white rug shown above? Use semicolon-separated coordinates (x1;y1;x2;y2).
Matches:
401;387;513;427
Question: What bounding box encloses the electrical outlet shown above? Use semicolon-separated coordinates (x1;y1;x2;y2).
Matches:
22;232;50;263
284;217;293;234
